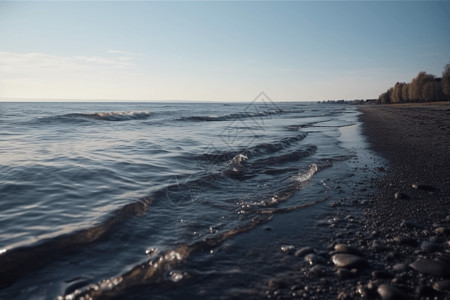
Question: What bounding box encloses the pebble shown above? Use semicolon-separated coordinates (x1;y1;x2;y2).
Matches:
268;278;288;289
392;263;409;272
310;265;327;277
294;246;314;257
394;192;410;200
393;236;417;246
356;284;369;298
420;241;440;253
433;279;450;292
377;284;409;300
435;226;450;234
331;254;369;269
412;183;436;191
409;259;450;277
334;244;364;257
415;285;436;298
400;220;423;229
281;245;295;254
336;268;352;278
372;270;394;279
304;253;324;265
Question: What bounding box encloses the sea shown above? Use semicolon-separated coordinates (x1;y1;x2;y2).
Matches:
0;99;385;299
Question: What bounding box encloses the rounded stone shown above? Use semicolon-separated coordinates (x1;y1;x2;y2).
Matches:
304;253;324;265
392;263;409;272
294;246;315;257
394;192;410;200
281;245;295;254
334;244;364;257
372;270;394;279
433;279;450;292
331;254;369;269
393;236;417;246
409;259;450;277
435;226;450;234
377;284;409;300
412;183;436;191
420;241;440;253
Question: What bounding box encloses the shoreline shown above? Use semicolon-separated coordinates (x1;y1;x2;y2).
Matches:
264;104;450;299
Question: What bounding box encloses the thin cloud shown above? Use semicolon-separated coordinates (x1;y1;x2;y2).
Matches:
107;49;143;57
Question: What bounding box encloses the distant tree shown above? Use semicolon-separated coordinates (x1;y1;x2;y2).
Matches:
377;62;450;104
391;82;405;103
409;71;435;101
423;79;444;102
401;83;410;102
443;63;450;99
378;88;392;104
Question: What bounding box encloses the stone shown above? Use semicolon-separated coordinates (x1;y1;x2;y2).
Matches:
420;241;440;253
415;285;436;298
281;245;295;254
435;226;450;234
409;259;450;277
310;265;327;277
294;247;314;257
394;192;410;200
392;263;409;272
400;220;423;229
433;279;450;292
331;254;369;269
268;278;288;289
377;284;409;300
336;268;352;278
356;284;369;298
334;244;364;257
412;183;436;191
304;253;324;265
393;236;417;246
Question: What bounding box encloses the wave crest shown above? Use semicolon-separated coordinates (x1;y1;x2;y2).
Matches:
71;111;150;121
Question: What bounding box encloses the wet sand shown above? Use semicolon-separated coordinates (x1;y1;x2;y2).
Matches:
264;104;450;299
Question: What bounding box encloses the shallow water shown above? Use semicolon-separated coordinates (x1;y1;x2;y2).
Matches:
0;100;385;299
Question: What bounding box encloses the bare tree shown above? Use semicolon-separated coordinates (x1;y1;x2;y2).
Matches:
443;63;450;99
401;83;409;102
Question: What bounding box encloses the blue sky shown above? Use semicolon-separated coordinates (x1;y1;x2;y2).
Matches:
1;1;449;102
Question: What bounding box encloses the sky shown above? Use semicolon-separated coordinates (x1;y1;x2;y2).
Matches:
0;1;449;102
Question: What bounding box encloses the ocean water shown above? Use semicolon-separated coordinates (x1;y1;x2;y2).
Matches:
0;100;384;299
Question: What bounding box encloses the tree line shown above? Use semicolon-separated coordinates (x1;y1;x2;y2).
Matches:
378;62;450;104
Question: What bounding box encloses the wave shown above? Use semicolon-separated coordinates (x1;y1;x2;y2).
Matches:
0;196;154;290
250;145;317;167
60;162;331;299
177;109;303;122
34;111;151;124
67;111;151;121
197;133;307;165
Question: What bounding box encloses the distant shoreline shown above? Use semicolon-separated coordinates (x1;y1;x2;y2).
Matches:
378;101;450;107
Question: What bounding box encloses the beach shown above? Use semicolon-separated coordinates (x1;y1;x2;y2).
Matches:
274;104;450;299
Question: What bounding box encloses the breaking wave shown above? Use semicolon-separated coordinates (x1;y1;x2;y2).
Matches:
67;111;151;121
34;111;151;124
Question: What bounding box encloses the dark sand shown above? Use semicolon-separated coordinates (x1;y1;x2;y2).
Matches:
264;104;450;299
359;105;450;230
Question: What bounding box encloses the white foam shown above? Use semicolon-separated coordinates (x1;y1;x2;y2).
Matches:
296;163;318;183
